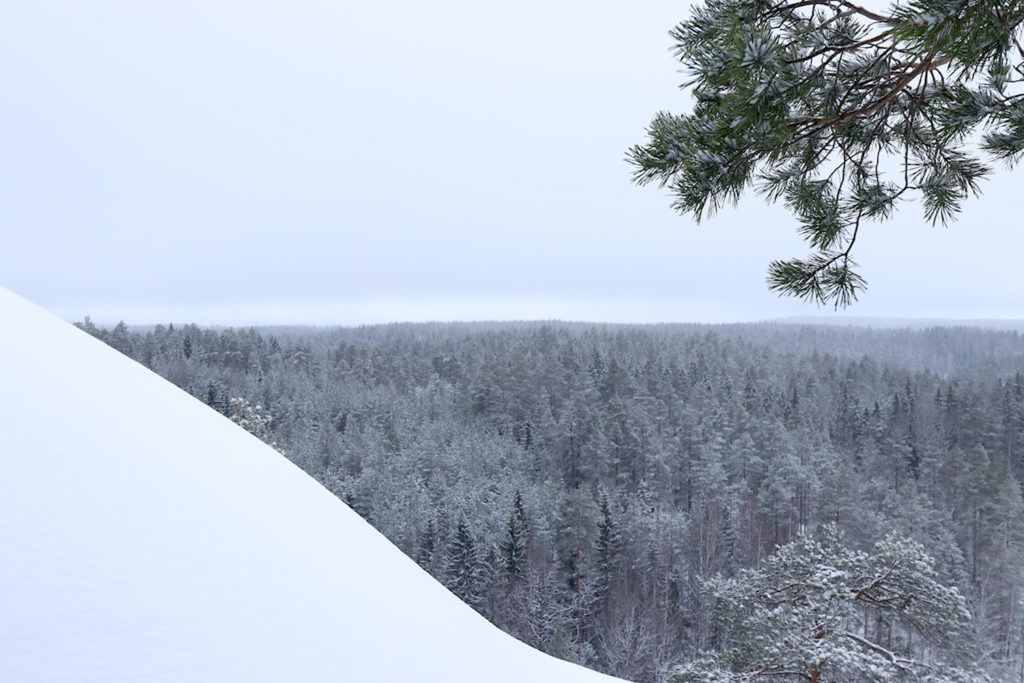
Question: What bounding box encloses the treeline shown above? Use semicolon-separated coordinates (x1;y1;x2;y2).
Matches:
78;318;1024;681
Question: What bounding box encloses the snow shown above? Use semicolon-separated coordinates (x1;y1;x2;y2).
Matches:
0;287;623;682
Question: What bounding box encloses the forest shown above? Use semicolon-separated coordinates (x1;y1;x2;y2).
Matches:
78;318;1024;681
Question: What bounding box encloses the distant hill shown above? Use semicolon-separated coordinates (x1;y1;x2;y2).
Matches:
775;316;1024;332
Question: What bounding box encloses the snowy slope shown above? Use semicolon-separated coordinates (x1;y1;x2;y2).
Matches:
0;288;623;682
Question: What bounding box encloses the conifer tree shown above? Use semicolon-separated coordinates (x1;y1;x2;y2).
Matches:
594;494;622;601
630;0;1024;306
499;490;529;578
443;518;488;612
227;397;284;454
670;525;984;682
416;519;438;573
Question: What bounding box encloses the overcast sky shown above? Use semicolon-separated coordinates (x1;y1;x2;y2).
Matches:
1;1;1020;326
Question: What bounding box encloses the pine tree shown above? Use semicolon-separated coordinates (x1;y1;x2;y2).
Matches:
670;525;985;682
630;0;1024;306
227;396;284;454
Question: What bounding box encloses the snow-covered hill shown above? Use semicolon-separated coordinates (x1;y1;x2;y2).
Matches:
0;288;622;682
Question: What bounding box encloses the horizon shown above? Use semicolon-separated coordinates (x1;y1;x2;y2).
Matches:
73;307;1024;332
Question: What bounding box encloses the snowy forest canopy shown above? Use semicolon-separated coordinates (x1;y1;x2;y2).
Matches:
78;318;1024;681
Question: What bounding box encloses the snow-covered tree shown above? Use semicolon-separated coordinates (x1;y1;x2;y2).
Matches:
443;518;489;612
82;317;1024;680
594;494;622;601
227;396;285;455
499;490;529;579
669;525;985;682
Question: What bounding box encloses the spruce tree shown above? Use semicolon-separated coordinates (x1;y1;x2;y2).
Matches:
499;490;529;578
594;494;621;601
443;518;488;612
416;519;437;573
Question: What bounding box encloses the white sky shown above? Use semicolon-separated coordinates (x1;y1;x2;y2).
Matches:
1;1;1020;326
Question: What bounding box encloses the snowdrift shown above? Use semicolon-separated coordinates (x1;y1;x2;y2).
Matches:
0;288;621;682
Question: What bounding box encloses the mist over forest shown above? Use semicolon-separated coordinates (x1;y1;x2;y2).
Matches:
79;318;1024;681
